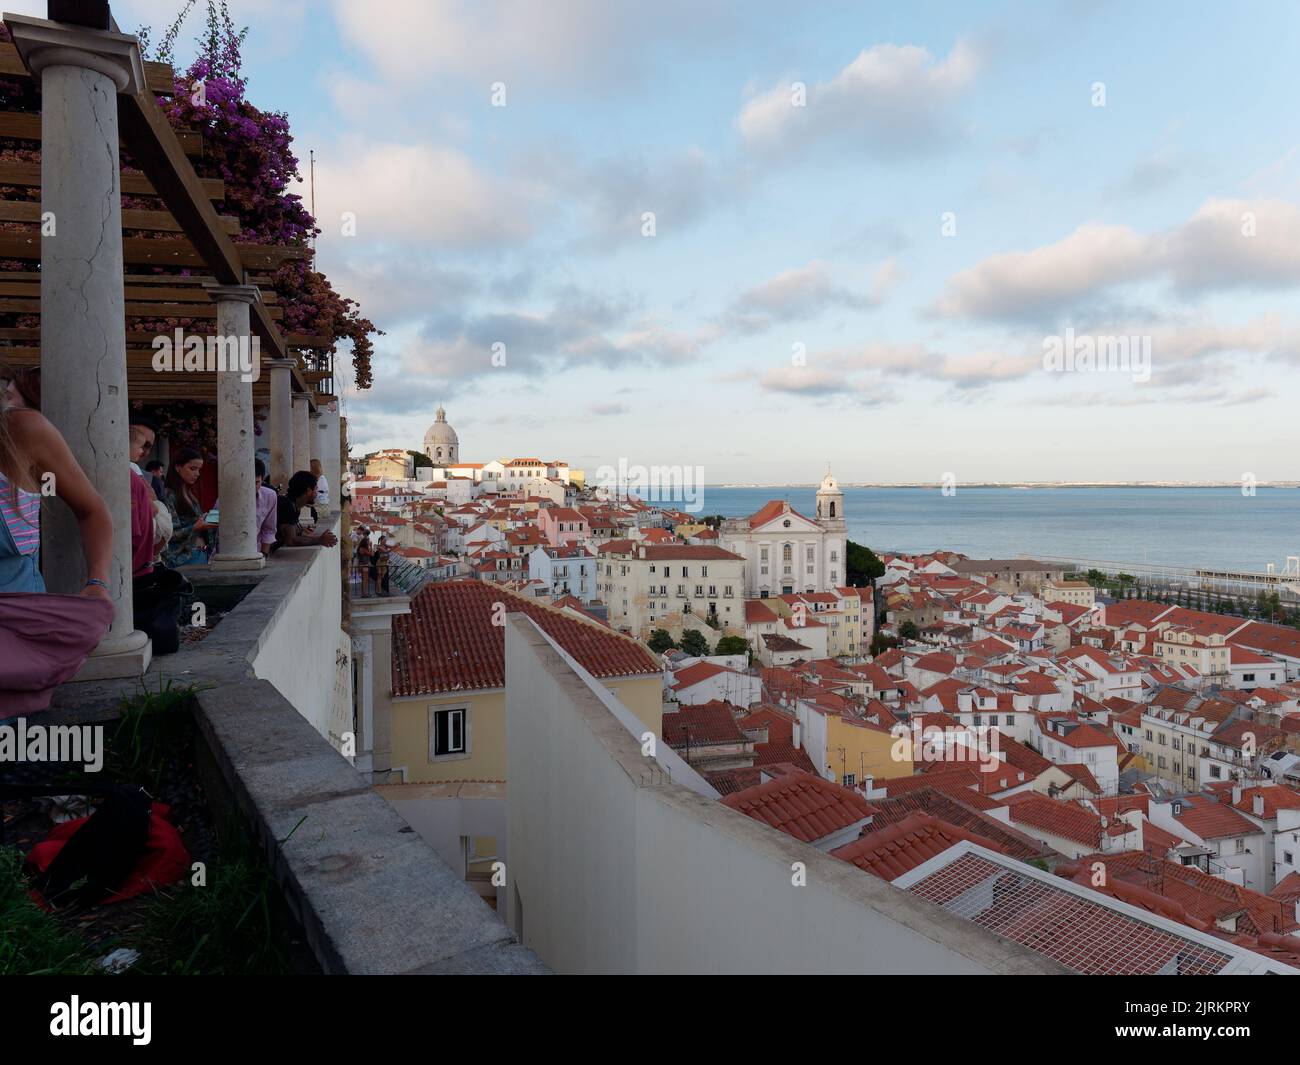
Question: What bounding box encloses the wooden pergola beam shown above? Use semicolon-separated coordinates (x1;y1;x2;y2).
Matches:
0;160;224;200
0;198;240;233
0;232;310;269
115;82;306;385
0;111;202;156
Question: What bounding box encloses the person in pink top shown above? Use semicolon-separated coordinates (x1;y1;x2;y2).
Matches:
128;416;159;578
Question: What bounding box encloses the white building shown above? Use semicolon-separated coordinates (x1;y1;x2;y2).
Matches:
601;543;746;637
719;470;847;597
528;546;598;603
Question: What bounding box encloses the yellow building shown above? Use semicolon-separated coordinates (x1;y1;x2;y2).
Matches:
824;712;912;785
1042;579;1097;608
382;579;663;786
364;448;411;480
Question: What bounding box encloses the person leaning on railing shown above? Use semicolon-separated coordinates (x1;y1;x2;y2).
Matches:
274;470;338;552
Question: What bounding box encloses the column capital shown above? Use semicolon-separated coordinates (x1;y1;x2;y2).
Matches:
6;14;146;93
203;282;262;305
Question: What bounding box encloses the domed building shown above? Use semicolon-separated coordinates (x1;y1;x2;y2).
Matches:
422;405;459;466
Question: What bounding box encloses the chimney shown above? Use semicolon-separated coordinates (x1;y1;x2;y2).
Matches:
792;721;802;750
1253;793;1265;817
1232;785;1242;805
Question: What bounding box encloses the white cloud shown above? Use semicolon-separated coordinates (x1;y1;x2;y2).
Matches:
1165;198;1300;292
935;199;1300;321
737;40;980;156
312;140;540;249
935;223;1151;320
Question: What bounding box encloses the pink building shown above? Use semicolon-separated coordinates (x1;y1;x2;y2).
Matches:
539;506;589;547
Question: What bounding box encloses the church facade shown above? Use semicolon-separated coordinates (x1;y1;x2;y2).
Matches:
719;471;847;597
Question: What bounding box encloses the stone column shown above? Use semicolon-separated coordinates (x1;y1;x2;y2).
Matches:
267;358;294;491
10;15;150;676
205;283;265;571
309;410;323;466
319;404;341;510
291;392;311;477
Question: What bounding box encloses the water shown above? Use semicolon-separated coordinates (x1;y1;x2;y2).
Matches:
673;487;1300;573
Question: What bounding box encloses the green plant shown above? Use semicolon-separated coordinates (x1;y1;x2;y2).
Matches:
680;629;711;658
0;847;96;975
647;629;676;654
134;816;301;975
106;679;202;794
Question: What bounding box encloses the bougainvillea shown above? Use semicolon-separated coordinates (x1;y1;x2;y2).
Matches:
0;3;379;415
146;0;379;390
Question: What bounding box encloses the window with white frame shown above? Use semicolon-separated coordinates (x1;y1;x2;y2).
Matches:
430;705;469;759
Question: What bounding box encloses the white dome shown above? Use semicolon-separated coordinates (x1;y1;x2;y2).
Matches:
423;406;460;462
818;469;839;493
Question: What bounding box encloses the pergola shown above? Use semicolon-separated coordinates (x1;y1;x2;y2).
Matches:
1;2;345;679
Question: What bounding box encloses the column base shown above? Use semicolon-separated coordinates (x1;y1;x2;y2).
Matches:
210;553;267;572
73;628;152;681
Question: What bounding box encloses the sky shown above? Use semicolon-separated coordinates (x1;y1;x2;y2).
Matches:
33;1;1300;482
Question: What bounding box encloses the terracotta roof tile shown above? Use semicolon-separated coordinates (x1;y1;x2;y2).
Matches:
721;770;875;844
392;579;658;696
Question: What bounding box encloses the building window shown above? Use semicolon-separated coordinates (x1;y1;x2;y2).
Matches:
842;773;856;788
431;706;468;759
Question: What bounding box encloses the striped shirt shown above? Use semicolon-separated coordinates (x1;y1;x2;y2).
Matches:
0;473;39;556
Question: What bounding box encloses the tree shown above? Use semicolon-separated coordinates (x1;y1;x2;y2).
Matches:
647;629;676;654
898;620;920;641
846;541;885;585
680;629;711;658
408;451;433;470
714;635;750;657
870;632;899;657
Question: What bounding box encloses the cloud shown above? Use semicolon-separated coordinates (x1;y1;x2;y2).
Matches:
571;148;741;249
737;40;980;157
935;223;1151;321
934;199;1300;322
1165;198;1300;292
313;140;541;250
588;402;629;416
720;259;898;334
395;288;707;384
332;0;741;91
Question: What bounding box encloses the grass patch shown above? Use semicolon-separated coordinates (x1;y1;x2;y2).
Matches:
132;819;300;975
0;846;96;975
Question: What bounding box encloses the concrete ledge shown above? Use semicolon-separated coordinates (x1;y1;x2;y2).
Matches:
193;679;546;974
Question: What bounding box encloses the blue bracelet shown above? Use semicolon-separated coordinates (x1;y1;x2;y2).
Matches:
84;578;109;590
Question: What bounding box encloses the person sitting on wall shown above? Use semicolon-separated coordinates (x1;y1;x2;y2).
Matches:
255;459;279;557
274;470;338;552
162;448;213;567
